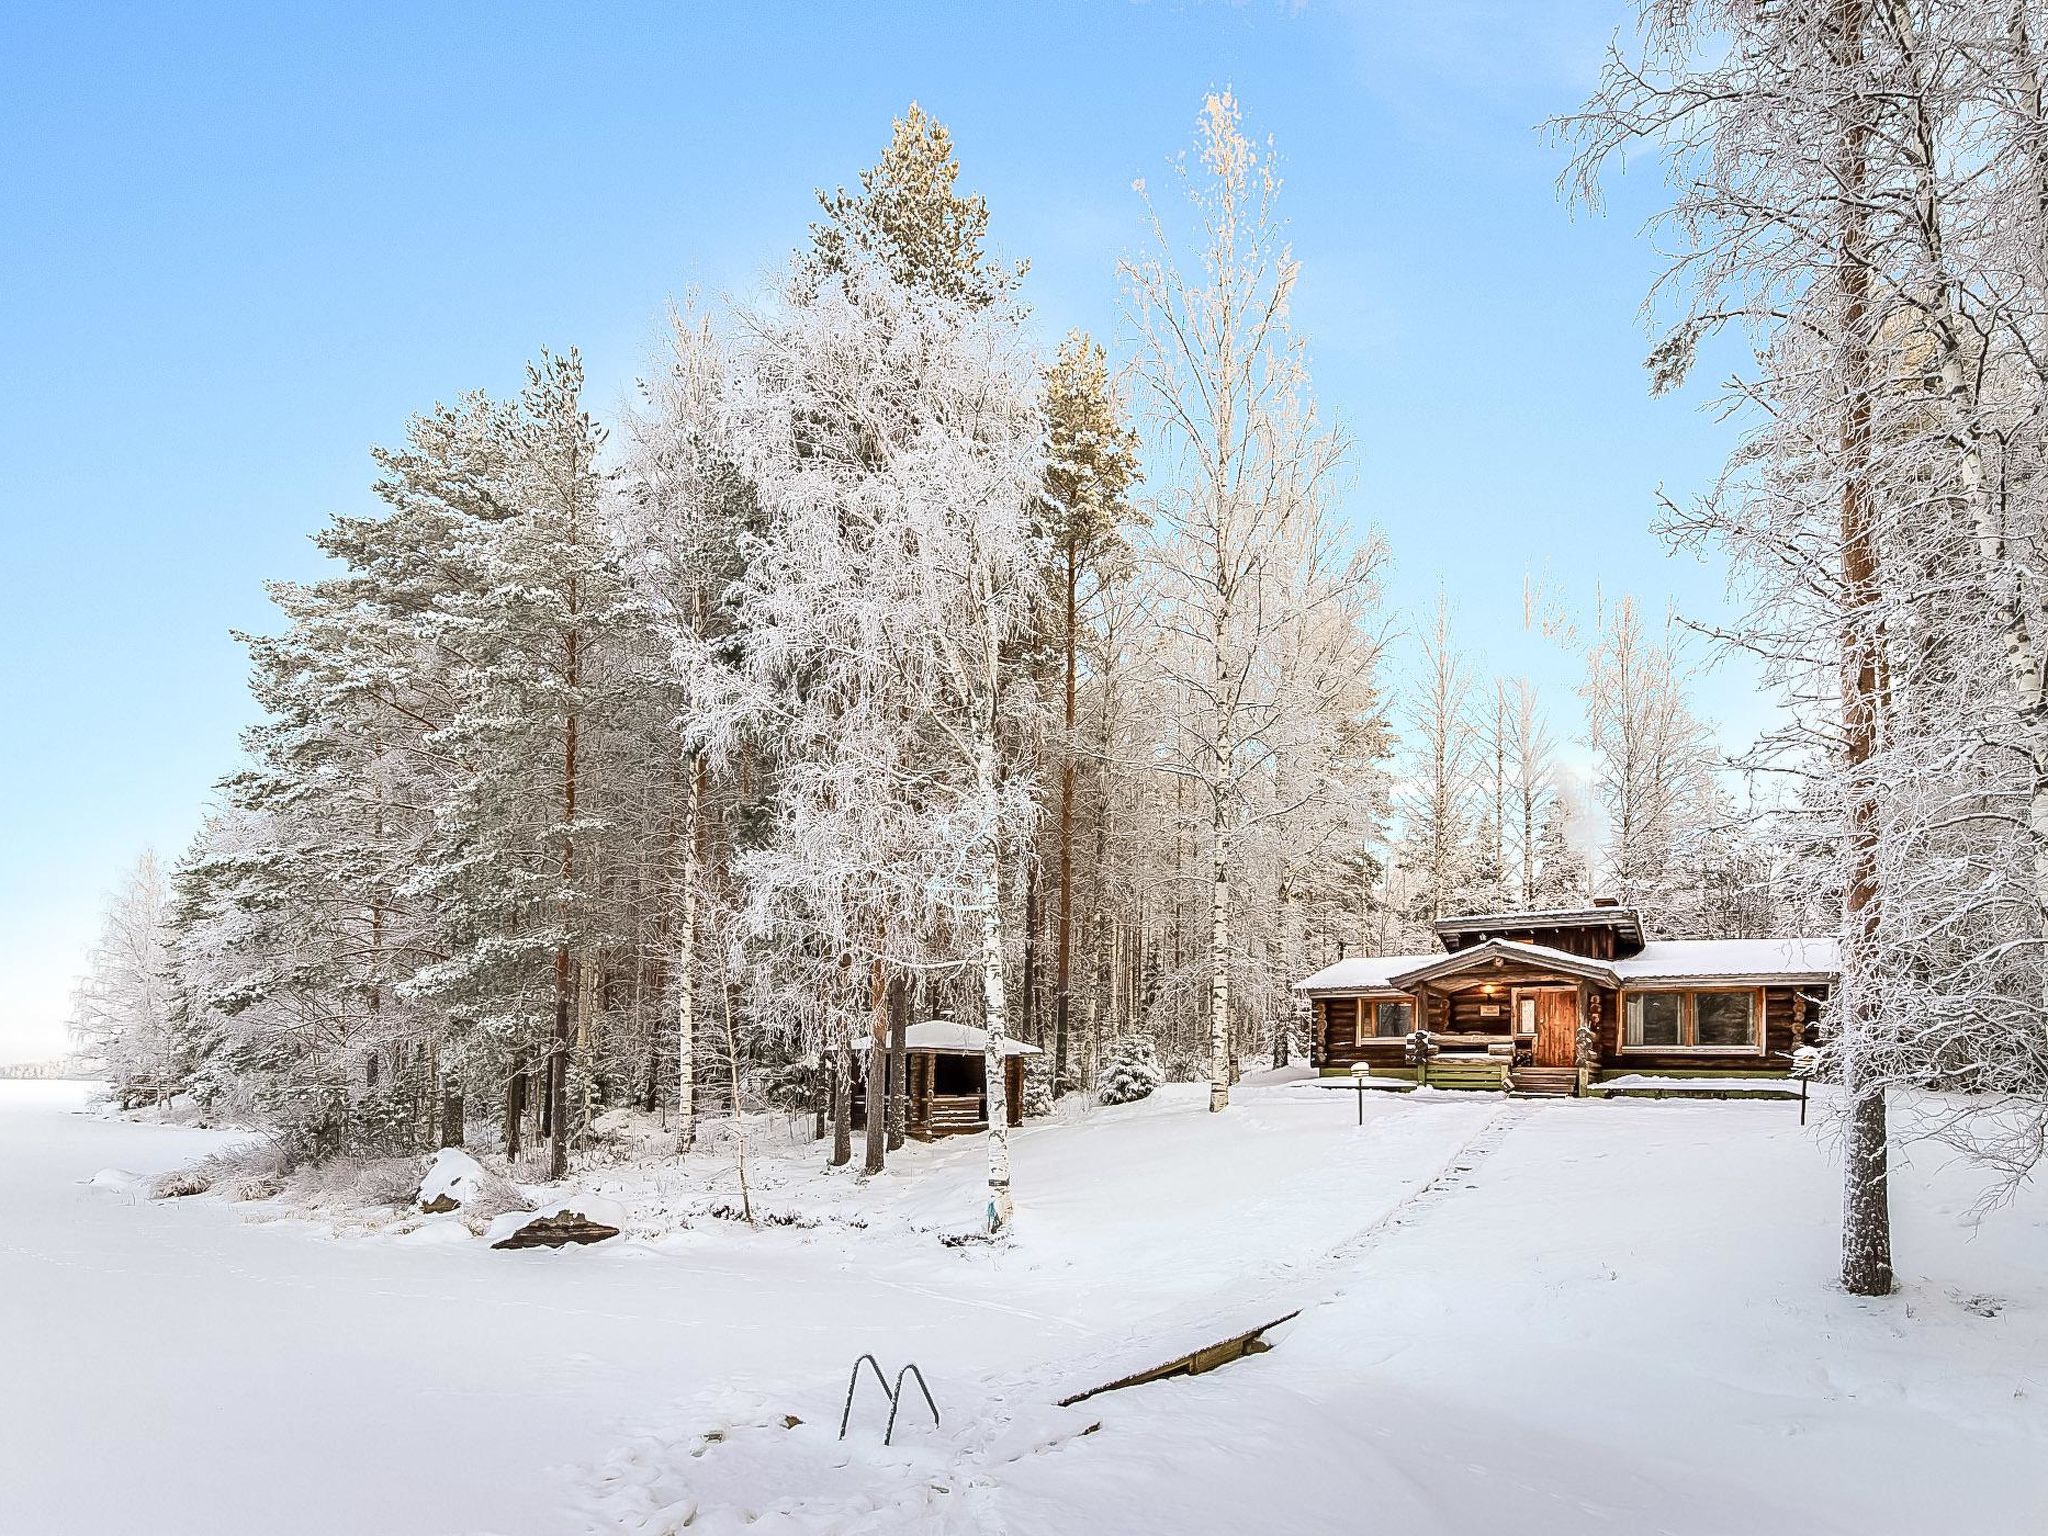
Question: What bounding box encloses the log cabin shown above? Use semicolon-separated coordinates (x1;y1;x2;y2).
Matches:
851;1019;1037;1139
1294;900;1837;1096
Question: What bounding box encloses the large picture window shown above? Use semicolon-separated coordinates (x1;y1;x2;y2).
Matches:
1693;991;1758;1048
1622;989;1761;1051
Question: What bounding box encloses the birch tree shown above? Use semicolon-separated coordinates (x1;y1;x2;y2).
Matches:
700;250;1044;1223
1397;596;1479;925
1123;91;1365;1112
1580;596;1721;918
67;852;178;1109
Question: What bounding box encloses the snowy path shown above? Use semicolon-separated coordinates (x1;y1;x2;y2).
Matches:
0;1076;1491;1536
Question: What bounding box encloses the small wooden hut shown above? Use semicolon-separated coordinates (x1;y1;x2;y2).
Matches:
854;1020;1038;1139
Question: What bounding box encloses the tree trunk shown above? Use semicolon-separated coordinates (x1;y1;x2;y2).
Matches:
1273;878;1294;1068
978;716;1015;1234
1835;0;1893;1296
886;972;908;1152
440;1087;463;1149
505;1050;527;1159
1021;853;1039;1046
549;958;571;1179
1208;825;1231;1112
830;1034;853;1169
864;956;887;1175
676;751;699;1153
1055;532;1078;1090
548;600;579;1182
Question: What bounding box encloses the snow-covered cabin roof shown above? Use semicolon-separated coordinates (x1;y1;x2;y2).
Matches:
1295;936;1839;993
852;1019;1042;1056
1612;938;1840;985
1293;954;1442;994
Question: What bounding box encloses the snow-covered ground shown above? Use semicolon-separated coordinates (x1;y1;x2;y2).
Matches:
5;1076;2045;1535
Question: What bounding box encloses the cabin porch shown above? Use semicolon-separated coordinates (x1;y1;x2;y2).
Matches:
1311;956;1614;1097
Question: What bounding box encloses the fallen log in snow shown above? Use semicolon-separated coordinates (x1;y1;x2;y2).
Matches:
1055;1311;1299;1406
486;1194;625;1250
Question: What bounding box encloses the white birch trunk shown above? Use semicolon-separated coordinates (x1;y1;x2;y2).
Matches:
676;755;698;1152
1208;812;1231;1112
976;717;1014;1234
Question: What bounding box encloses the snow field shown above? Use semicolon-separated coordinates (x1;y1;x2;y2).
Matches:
8;1075;2046;1535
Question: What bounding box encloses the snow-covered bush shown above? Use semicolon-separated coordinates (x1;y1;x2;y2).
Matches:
351;1156;430;1208
1022;1052;1056;1117
151;1137;285;1200
1098;1034;1164;1105
457;1168;533;1230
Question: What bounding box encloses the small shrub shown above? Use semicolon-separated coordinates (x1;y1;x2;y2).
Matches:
151;1168;212;1199
460;1168;533;1228
222;1173;285;1202
153;1138;286;1201
1098;1034;1165;1106
1021;1052;1056;1118
349;1156;428;1208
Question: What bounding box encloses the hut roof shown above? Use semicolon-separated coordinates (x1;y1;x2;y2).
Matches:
852;1019;1043;1056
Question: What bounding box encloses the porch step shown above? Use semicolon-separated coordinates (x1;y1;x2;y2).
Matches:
1508;1066;1580;1098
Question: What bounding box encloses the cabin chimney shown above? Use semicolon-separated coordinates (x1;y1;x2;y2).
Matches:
1590;895;1620;908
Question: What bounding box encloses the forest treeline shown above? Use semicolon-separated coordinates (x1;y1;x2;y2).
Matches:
70;93;1836;1224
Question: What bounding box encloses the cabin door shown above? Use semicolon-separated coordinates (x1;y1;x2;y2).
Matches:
1519;988;1580;1068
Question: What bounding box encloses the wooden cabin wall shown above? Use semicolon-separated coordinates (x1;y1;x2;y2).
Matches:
1313;998;1358;1069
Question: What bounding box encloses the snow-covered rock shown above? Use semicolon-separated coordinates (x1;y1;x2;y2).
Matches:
417;1147;488;1213
486;1194;626;1250
86;1167;146;1196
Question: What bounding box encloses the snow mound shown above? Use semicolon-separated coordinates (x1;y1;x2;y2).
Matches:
486;1194;626;1250
417;1148;487;1213
87;1167;147;1196
396;1217;474;1246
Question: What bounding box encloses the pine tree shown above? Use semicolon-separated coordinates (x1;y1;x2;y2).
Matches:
1039;330;1142;1094
1097;1032;1164;1105
806;101;1023;306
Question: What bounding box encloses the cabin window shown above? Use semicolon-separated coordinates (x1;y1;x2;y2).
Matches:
1624;992;1685;1048
1622;989;1761;1051
1693;991;1758;1048
1349;1000;1411;1044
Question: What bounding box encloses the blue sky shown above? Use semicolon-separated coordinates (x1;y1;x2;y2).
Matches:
0;1;1754;1060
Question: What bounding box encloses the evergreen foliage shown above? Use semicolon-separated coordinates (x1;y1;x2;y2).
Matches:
1097;1033;1164;1106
